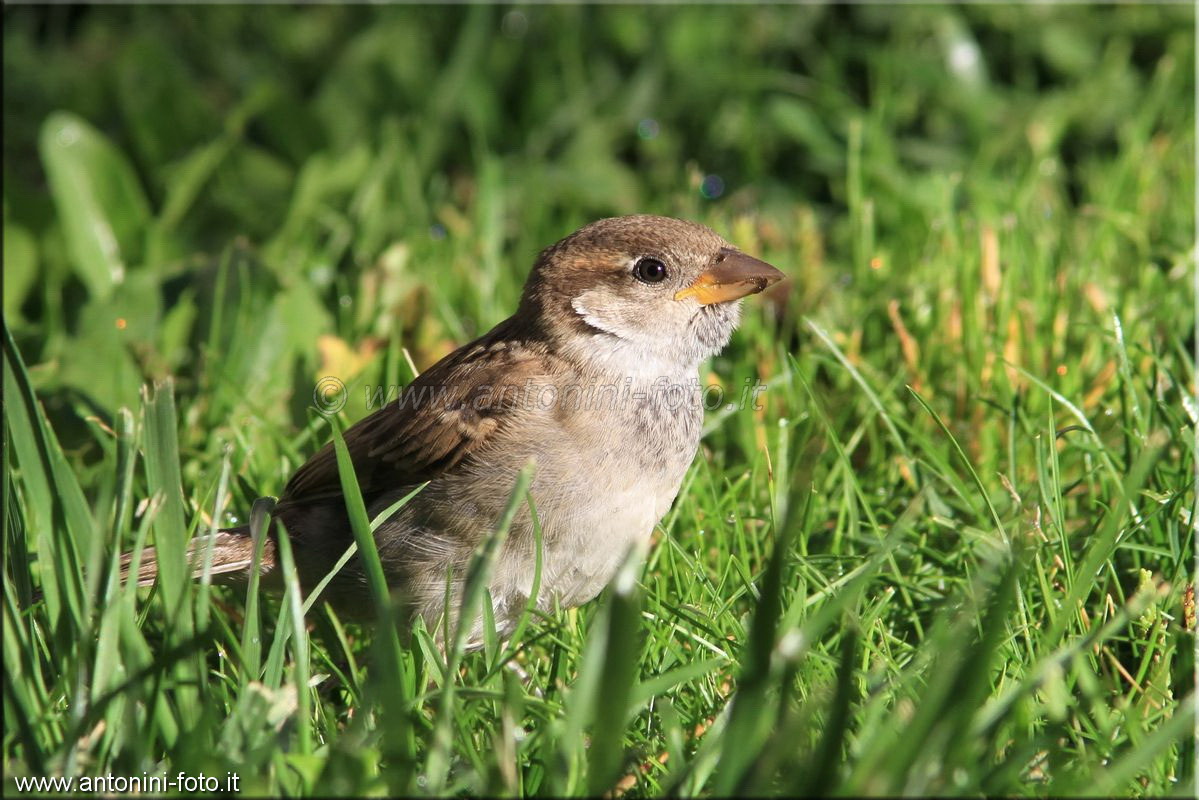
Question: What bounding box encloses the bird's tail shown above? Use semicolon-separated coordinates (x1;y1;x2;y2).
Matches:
119;527;276;588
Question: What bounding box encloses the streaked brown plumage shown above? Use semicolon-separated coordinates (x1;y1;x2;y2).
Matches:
125;215;783;642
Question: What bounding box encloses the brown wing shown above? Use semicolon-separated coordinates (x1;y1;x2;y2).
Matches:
278;332;554;511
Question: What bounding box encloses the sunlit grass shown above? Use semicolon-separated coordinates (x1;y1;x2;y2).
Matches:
4;5;1194;797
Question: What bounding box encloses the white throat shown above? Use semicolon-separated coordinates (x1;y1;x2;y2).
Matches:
564;297;695;382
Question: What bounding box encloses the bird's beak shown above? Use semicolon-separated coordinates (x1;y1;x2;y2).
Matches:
674;249;785;305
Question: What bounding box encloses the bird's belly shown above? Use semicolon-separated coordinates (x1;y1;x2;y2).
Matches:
493;435;694;618
543;484;660;607
453;392;702;636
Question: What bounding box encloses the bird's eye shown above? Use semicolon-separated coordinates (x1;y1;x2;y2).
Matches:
633;257;668;284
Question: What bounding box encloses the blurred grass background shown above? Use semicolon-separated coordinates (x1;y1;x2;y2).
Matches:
3;4;1195;797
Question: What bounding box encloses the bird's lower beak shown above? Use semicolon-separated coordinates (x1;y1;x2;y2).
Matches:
674;250;784;305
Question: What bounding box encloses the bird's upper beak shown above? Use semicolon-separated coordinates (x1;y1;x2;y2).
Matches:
674;249;785;305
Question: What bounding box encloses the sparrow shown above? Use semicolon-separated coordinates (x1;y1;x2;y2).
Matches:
126;215;783;643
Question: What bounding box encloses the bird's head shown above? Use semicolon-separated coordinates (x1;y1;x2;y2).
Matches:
520;215;784;376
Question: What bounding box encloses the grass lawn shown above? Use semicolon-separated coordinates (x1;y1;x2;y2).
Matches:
3;5;1195;796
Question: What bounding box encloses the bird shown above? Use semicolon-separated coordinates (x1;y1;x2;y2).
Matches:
124;215;783;644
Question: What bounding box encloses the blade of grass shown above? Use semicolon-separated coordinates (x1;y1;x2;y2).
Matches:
240;495;277;679
426;461;535;794
300;482;427;615
274;524;312;755
328;418;416;788
584;545;649;796
909;386;1008;545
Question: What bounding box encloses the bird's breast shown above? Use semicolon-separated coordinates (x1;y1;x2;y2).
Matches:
512;376;704;607
413;371;706;634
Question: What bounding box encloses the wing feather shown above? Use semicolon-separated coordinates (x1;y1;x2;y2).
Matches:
277;333;554;510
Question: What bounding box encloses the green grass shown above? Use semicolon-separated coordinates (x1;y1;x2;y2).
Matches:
3;5;1195;797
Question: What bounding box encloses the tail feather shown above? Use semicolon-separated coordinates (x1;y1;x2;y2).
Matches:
119;528;276;588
